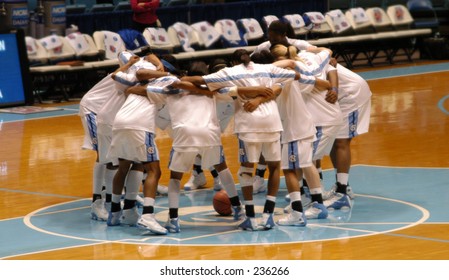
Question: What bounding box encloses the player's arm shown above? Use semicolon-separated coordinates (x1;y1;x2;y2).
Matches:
126;84;148;96
236;86;275;99
172;81;216;97
325;69;338;104
111;55;140;80
136;69;171;81
145;53;164;72
242;85;283;113
180;75;206;86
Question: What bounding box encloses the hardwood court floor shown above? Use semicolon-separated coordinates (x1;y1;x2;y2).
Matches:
1;60;449;260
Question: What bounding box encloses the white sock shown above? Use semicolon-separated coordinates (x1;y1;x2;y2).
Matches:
168;179;180;208
104;168;117;196
337;173;349;185
218;168;238;198
124;170;142;200
93;162;105;195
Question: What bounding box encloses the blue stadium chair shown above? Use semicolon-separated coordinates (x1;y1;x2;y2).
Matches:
114;1;131;11
407;0;439;32
89;3;115;13
65;4;87;15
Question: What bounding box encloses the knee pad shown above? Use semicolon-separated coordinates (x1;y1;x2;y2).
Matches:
238;166;253;187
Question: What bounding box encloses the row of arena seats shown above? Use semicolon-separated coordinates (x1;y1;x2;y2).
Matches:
29;4;433;102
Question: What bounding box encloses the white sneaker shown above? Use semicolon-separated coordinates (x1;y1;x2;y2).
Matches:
323;183;355;200
107;210;122;226
136;195;144;208
253;175;267;194
213;177;223;191
277;211;307;227
283;204;292;214
258;213;275;230
165;217;181;233
137;214;168;235
91;199;108;221
238;216;258;231
305;202;328;219
120;206;140;226
184;170;207;191
232;205;245;221
324;192;352;210
157;184;168;195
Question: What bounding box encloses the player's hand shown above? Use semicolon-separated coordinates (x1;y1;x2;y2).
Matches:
255;87;275;99
128;56;140;64
329;57;338;68
325;89;338;104
243;98;262;112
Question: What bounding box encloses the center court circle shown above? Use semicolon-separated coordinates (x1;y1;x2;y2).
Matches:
23;190;429;246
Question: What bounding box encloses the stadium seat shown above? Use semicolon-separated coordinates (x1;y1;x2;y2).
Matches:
167;22;201;52
302;11;333;39
261;15;279;33
190;21;223;49
143;27;176;54
282;14;309;38
236;18;265;45
114;1;131;11
345;7;377;34
214;19;247;47
93;30;126;60
65;4;87;15
407;0;439;32
39;35;76;64
89;3;115;12
325;9;356;36
25;36;49;66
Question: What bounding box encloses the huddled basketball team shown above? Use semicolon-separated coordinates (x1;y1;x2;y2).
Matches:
79;20;372;235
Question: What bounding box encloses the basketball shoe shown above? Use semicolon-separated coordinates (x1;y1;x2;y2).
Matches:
184;170;207;191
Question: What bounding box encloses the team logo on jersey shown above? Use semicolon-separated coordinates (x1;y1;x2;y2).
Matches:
92;138;98;145
350;124;357;132
289;155;296;162
147;147;155;154
239;148;245;156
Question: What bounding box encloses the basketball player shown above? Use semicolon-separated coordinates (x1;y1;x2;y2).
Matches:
126;61;247;233
106;52;177;234
182;49;303;231
254;20;372;202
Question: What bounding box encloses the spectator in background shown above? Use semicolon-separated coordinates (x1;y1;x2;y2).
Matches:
130;0;161;32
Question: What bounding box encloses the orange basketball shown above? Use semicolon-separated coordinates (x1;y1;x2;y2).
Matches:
213;190;232;216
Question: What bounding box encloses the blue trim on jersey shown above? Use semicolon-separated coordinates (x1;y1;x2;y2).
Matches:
205;71;295;84
348;111;359;138
238;139;249;163
168;148;175;168
287;141;300;170
293;54;330;76
298;77;316;85
312;126;323;157
145;132;159;162
114;76;138;86
146;76;183;95
86;113;98;151
219;145;226;164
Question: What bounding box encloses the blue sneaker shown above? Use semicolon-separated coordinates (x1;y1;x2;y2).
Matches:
324;192;351;210
238;217;258;231
165;217;181;233
107;210;122;226
232;205;245;221
259;213;275;230
305;202;328;219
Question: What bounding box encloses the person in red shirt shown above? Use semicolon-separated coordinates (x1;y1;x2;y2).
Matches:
130;0;160;32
